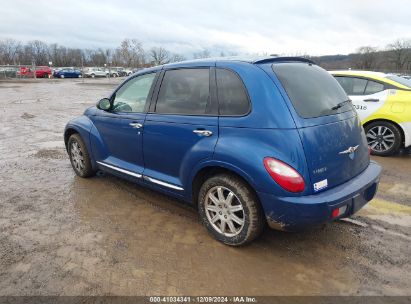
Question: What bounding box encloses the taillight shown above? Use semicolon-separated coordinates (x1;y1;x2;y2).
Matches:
331;205;347;219
263;157;305;193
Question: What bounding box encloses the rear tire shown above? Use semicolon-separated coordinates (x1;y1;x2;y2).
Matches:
198;174;265;246
60;74;64;79
68;134;96;178
365;121;402;156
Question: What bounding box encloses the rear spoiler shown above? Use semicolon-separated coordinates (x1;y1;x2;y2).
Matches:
253;57;316;65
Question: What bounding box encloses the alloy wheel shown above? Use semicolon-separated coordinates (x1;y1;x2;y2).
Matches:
204;186;245;237
70;141;85;173
366;125;395;153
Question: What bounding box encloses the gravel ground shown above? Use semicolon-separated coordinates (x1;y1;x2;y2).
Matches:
0;79;410;296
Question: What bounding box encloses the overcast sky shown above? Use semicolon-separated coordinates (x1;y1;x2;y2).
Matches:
1;0;410;57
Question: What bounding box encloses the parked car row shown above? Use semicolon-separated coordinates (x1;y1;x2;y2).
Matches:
12;66;136;79
82;67;135;78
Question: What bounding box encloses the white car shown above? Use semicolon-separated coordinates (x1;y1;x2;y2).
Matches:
84;68;109;78
331;70;411;156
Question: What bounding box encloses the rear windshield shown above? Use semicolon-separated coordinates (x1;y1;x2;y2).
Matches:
385;75;411;89
272;62;351;118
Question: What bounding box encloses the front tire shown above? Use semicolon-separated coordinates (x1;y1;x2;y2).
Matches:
68;134;96;178
60;74;64;79
198;174;264;246
365;121;402;156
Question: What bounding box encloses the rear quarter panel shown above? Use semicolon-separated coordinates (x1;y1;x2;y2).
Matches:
213;128;311;196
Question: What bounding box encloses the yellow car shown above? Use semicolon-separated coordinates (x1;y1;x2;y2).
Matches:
331;70;411;156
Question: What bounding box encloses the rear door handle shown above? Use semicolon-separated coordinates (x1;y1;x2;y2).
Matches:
193;129;213;137
129;122;143;129
363;98;379;102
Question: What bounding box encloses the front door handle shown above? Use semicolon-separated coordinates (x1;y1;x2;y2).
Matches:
363;98;379;102
129;122;143;129
193;129;213;137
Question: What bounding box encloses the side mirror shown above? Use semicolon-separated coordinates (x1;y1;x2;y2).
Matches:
97;98;111;111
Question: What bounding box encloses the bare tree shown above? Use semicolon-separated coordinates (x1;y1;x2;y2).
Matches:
387;39;411;72
25;40;49;65
117;39;146;67
150;47;170;65
89;48;107;66
353;46;378;70
0;38;22;64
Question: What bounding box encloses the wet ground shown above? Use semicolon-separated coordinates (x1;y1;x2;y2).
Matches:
0;79;410;296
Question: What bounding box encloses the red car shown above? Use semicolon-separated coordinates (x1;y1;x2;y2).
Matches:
17;66;52;78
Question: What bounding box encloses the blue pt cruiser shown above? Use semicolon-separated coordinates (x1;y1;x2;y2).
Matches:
64;56;381;246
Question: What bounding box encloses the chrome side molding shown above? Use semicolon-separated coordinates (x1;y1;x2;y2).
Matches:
96;161;184;191
97;161;142;178
143;176;184;191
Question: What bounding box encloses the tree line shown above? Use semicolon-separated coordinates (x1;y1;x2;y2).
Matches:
311;38;411;73
0;38;196;67
1;37;411;73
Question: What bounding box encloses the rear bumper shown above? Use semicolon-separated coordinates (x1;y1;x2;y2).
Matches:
258;161;382;231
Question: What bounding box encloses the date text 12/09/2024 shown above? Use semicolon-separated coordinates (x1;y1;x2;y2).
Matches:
149;296;257;303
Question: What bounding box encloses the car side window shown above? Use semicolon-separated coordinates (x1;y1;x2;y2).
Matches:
216;68;250;115
155;69;210;115
112;73;156;113
335;76;367;95
364;80;385;95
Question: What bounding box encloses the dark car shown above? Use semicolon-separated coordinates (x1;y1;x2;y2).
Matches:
64;57;381;246
54;69;82;78
115;68;128;77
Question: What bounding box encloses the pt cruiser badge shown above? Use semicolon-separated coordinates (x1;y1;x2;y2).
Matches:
339;145;359;160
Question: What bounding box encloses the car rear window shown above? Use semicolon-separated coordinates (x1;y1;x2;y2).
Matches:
272;62;350;118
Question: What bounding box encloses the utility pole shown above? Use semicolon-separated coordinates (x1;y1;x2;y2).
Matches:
32;59;36;79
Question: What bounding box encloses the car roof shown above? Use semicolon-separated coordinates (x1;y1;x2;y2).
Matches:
330;70;388;78
162;56;314;68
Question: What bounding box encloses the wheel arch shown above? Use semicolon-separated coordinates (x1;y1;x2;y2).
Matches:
190;163;259;208
363;118;405;147
64;127;79;151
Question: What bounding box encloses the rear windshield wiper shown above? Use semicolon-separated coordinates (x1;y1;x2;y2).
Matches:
331;99;352;110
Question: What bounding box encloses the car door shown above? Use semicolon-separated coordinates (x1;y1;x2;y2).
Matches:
65;69;72;78
143;67;218;193
334;76;388;121
90;72;158;177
